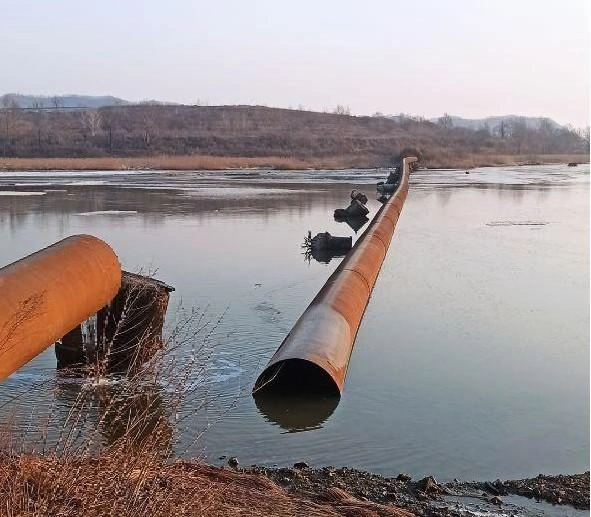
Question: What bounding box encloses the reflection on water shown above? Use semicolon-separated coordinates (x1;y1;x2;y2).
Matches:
52;374;173;455
334;214;369;233
0;164;588;481
254;393;340;433
307;246;349;264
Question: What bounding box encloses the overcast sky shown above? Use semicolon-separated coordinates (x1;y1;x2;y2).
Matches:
2;0;589;126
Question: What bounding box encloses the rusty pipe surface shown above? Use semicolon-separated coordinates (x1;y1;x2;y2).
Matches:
254;157;417;395
0;235;121;381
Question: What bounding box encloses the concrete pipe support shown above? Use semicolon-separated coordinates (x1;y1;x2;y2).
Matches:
254;157;417;395
0;235;121;381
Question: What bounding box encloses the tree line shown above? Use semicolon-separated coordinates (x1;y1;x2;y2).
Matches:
0;101;588;165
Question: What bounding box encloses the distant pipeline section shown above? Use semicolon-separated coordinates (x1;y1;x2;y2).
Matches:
253;157;417;396
0;235;121;381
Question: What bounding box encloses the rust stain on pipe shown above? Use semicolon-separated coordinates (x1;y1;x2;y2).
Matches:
0;235;121;381
254;157;417;395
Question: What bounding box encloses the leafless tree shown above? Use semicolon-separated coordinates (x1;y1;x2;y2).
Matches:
140;109;159;148
31;101;46;148
1;97;21;156
1;96;19;109
510;117;528;154
437;113;453;129
51;96;63;109
82;110;103;137
494;120;507;139
576;126;590;148
537;118;554;153
333;105;351;115
538;118;554;134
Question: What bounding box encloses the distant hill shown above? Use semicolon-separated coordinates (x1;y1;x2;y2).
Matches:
428;114;563;131
0;93;131;109
0;96;570;132
0;103;587;168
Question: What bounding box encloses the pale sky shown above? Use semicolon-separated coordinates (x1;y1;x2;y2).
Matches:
1;0;589;126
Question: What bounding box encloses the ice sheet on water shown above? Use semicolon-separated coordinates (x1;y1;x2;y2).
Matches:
0;191;46;196
440;494;588;517
411;163;590;188
74;210;138;216
486;221;549;227
65;180;107;186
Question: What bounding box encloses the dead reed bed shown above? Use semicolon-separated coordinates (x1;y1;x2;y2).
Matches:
0;154;360;172
0;152;587;173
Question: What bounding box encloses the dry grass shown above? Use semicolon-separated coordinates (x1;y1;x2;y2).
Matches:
0;292;208;514
0;152;587;172
0;455;414;516
0;154;364;172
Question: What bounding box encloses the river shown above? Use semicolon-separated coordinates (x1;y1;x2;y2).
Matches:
0;164;588;481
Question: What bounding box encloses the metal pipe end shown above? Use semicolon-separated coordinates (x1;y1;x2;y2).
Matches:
253;358;341;397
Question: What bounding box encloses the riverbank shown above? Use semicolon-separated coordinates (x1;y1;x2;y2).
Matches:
250;465;589;514
1;451;587;516
0;153;588;172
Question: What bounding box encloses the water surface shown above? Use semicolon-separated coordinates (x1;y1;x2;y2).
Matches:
0;164;588;481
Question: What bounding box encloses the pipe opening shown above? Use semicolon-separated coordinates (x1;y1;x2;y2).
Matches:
253;359;341;396
254;392;340;432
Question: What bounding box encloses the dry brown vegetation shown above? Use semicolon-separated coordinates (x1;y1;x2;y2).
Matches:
0;152;588;173
0;454;414;516
0;104;588;170
0;154;361;172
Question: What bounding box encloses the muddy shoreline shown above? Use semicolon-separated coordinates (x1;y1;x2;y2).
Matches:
4;451;587;516
245;464;589;515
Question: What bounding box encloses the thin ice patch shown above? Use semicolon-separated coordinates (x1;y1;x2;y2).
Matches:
486;221;548;227
74;210;138;216
0;191;46;196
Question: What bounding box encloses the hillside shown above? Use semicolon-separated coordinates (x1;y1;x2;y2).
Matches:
0;93;131;109
427;115;563;131
0;103;588;169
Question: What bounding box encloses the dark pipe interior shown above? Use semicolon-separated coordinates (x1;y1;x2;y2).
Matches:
254;392;340;432
253;359;341;397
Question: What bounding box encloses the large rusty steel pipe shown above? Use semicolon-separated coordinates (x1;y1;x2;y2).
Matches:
254;157;417;396
0;235;121;381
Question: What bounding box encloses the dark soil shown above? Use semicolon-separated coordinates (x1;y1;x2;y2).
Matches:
246;464;590;516
457;472;590;510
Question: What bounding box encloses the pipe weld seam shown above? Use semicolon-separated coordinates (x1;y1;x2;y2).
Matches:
341;267;372;293
368;232;389;251
377;211;399;229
